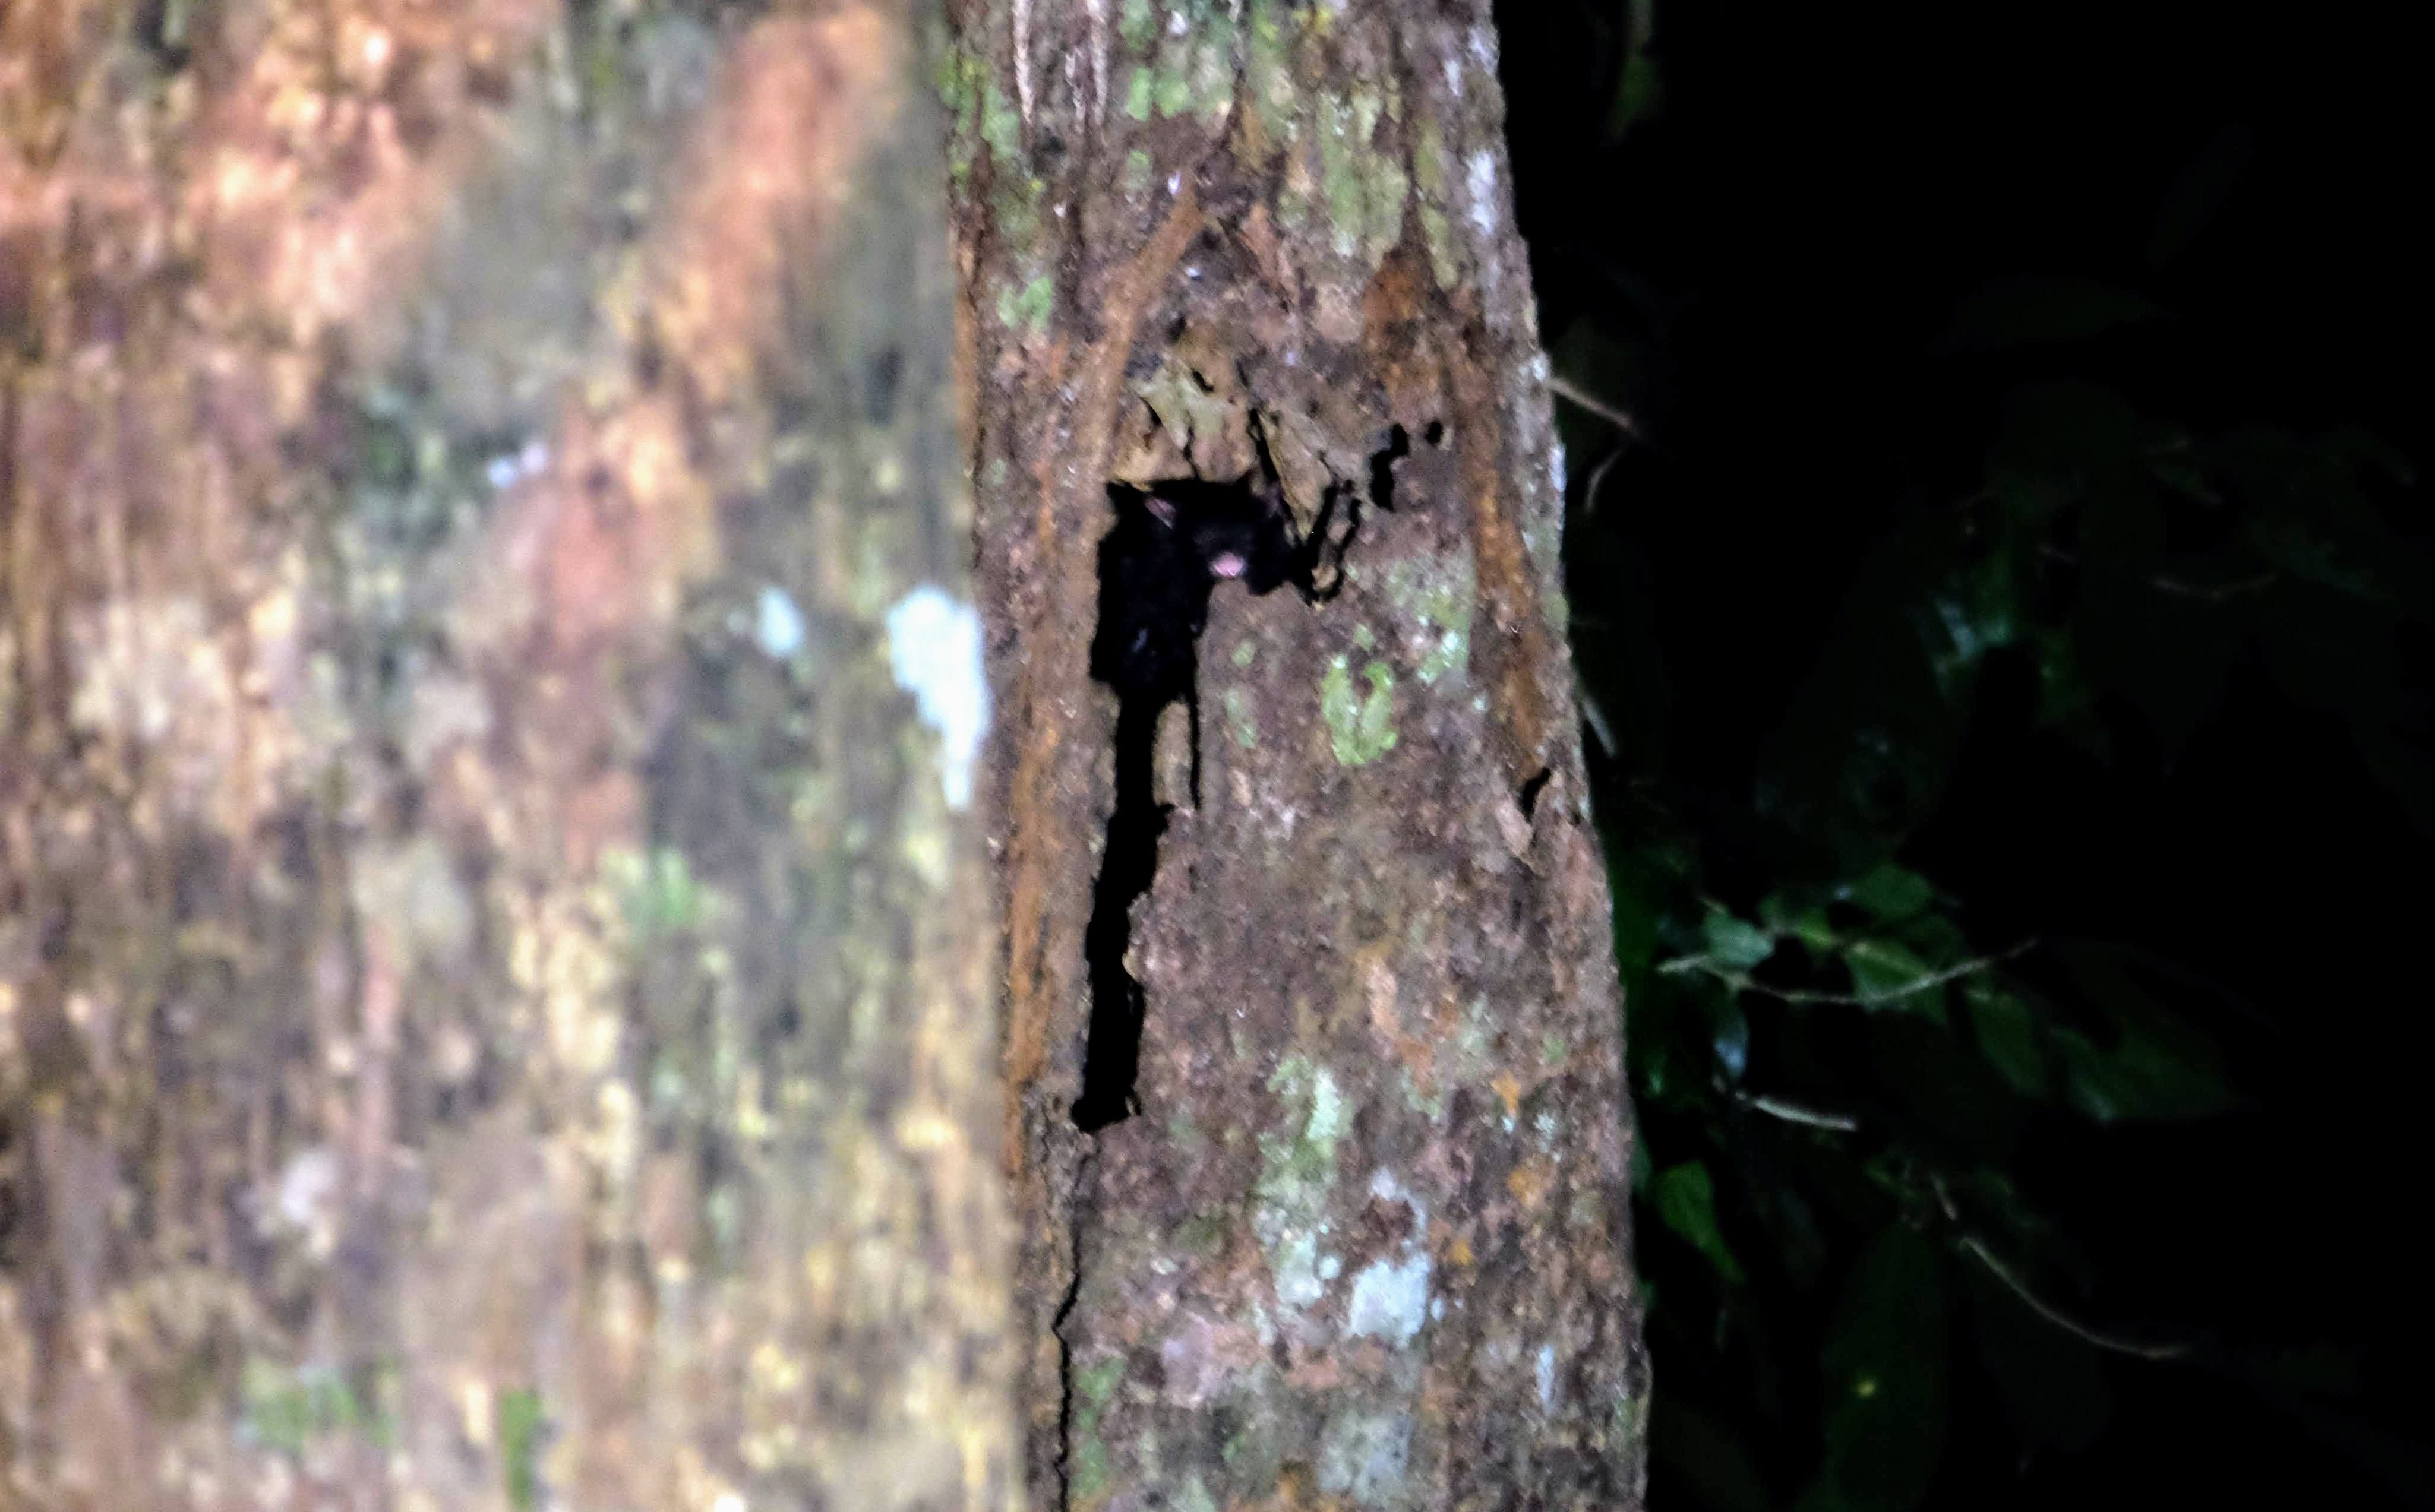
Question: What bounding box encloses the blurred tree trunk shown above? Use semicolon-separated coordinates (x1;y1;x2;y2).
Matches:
2;3;1017;1509
942;1;1647;1507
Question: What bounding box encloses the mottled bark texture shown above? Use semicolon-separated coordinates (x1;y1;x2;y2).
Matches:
3;3;1016;1509
942;2;1647;1507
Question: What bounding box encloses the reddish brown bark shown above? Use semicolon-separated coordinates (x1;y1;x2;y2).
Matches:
943;1;1648;1505
4;4;1015;1507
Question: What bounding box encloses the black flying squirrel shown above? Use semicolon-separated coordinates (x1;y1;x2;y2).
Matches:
1089;476;1300;708
1072;475;1300;1133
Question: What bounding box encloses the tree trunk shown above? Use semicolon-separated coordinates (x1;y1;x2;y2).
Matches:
940;1;1647;1506
3;3;1016;1508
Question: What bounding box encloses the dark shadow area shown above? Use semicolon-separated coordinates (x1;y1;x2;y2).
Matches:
1073;476;1303;1131
1496;0;2431;1506
1073;420;1419;1131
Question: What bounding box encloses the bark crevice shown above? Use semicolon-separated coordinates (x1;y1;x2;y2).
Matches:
1051;1144;1094;1510
1073;471;1303;1131
1072;420;1417;1132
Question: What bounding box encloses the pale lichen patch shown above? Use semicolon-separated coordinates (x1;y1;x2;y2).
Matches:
1321;655;1399;766
1413;120;1464;289
1223;685;1261;748
885;585;990;810
1253;1058;1352;1320
1382;554;1476;687
1319;1410;1414;1504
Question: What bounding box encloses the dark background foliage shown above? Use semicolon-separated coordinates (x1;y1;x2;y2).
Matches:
1493;1;2431;1506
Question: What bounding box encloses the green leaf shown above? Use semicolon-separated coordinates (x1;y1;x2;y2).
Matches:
2146;125;2253;268
2148;451;2222;505
1710;993;1751;1081
497;1388;544;1512
1917;558;2022;695
1932;276;2166;353
2050;944;2239;1122
1869;1013;2028;1156
1552;320;1659;433
1891;911;1970;969
2077;571;2242;768
1967;1266;2112;1453
1762;891;1845;955
1604;52;1666;141
1846;863;1932;921
1842;937;1943;1017
1808;1226;1949;1512
1605;846;1671;986
1629;976;1722;1111
2052;1017;2235;1124
1964;985;2048;1097
1754;507;1983;862
241;1360;369;1456
1703;910;1778;972
2028;621;2108;753
1652;1161;1746;1285
1656;1399;1774;1512
1988;381;2144;482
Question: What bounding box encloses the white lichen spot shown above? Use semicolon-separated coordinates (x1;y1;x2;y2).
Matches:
1347;1168;1433;1346
1466;151;1501;239
1347;1251;1432;1346
1255;1059;1353;1318
352;835;473;966
1319;1412;1412;1502
484;439;548;490
270;1146;340;1258
1550;438;1568;496
1013;0;1036;125
901;822;951;892
1084;0;1111;122
1309;1067;1348;1145
598;1079;642;1182
459;1377;495;1450
1537;1343;1559;1409
885;586;988;810
1275;1229;1327;1308
70;596;219;746
405;672;491;776
754;586;806;659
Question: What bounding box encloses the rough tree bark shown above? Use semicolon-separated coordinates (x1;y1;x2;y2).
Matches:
3;3;1016;1509
940;1;1647;1507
